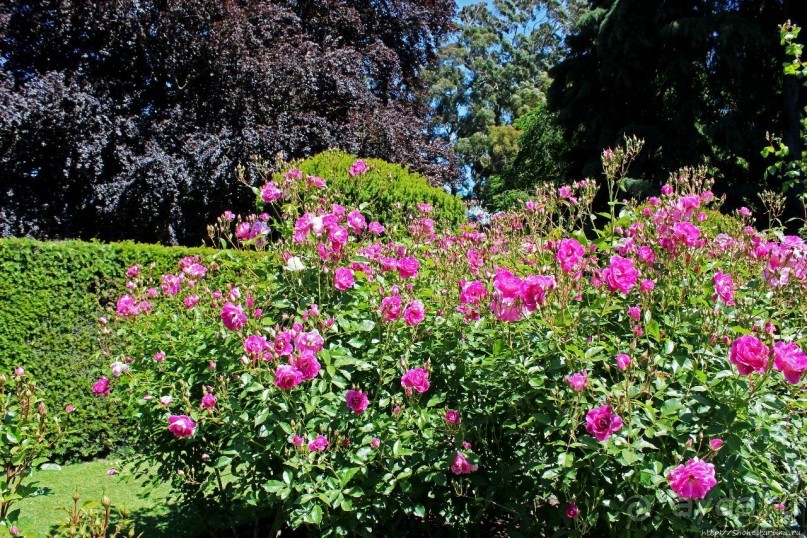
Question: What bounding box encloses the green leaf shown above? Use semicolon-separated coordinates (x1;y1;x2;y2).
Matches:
646;319;660;342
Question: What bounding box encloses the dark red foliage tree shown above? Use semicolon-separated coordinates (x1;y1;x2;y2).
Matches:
0;0;456;244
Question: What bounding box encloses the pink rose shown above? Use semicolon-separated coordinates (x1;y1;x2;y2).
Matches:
291;435;304;446
565;503;579;519
201;393;217;410
334;268;355;291
380;257;398;272
328;224;349;247
116;294;140;317
161;274;182;296
345;390;369;414
235;221;252;241
368;221;385;235
712;272;735;306
556;238;585;273
602;256;639;294
220;303;247;331
490;268;524;322
308;434;329;452
260;181;282;203
519;275;556;311
637;246;655;265
585;405;623;441
667;458;717;500
459;280;487;305
401;368;430;395
273;331;294;356
184;294;199;309
403;300;425;326
615;353;631;371
292;351;322;381
184;263;207;279
168;415;197;438
673;221;701;247
627;306;641;320
565;371;587;391
110;361;129;377
379;295;403;322
450;452;478;475
293;213;313;243
397;257;420;279
244;335;269;359
295;330;324;353
709;438;724;451
275;364;303;390
773;342;807;385
371;437;381;448
639;279;655;293
493;267;522;301
445;410;461;424
92;377;110;397
729;335;769;375
347;210;367;234
349;160;367;177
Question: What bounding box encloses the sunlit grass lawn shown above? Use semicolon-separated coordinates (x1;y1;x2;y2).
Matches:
15;459;203;537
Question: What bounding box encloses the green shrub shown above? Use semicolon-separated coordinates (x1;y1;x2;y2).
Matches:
103;153;807;536
0;239;254;462
267;150;466;236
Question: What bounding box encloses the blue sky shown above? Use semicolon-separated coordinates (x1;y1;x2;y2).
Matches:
456;0;489;8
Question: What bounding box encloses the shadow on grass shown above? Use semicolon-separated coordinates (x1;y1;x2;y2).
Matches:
121;500;207;538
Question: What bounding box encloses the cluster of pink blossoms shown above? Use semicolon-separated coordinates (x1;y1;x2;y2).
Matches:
100;158;807;505
293;204;383;264
729;335;807;384
489;267;556;322
378;290;425;326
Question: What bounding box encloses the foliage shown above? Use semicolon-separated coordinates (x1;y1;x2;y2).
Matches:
0;0;456;245
0;370;60;533
103;151;807;536
425;0;584;194
486;100;569;211
548;0;805;197
260;150;466;238
53;490;137;538
0;238;258;462
762;21;807;204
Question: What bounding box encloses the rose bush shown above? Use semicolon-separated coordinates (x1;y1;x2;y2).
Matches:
98;150;807;536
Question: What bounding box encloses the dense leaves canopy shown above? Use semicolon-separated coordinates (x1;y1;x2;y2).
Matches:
547;0;807;199
0;0;456;244
426;0;584;195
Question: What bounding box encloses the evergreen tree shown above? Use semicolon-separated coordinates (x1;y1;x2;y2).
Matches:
426;0;584;195
547;0;807;200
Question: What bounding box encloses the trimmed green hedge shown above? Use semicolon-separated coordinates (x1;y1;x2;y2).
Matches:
0;238;254;462
272;150;467;234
